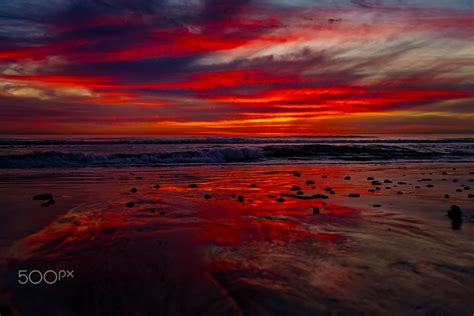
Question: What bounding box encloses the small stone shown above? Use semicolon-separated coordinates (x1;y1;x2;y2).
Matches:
125;202;135;208
447;205;462;220
297;190;304;195
250;183;257;188
367;177;374;181
372;181;382;185
312;207;320;215
397;191;403;195
344;176;351;180
154;184;160;189
188;184;198;188
306;180;315;185
276;197;285;203
237;195;244;202
456;189;462;192
204;194;211;199
348;193;360;198
373;204;381;207
426;184;434;188
293;172;301;177
290;185;302;191
384;179;392;184
368;189;376;193
33;193;53;201
444;194;450;198
159;211;166;216
131;187;137;193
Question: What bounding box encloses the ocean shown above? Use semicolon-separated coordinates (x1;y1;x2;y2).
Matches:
1;136;474;168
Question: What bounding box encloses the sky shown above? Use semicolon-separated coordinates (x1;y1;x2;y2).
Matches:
0;0;473;135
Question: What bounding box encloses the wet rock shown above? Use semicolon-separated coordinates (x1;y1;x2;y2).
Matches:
154;184;160;189
419;178;432;182
312;207;320;215
188;184;198;188
33;193;53;201
204;194;211;199
290;185;302;191
125;202;135;208
306;180;315;185
131;187;138;193
348;193;360;198
250;183;257;188
448;205;462;220
276;197;285;203
344;176;351;180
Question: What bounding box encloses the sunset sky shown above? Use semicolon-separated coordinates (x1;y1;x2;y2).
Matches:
0;0;473;135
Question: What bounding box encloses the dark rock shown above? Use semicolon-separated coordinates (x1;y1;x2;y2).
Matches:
367;177;374;180
385;187;391;190
297;190;304;195
293;172;301;177
154;184;160;189
442;171;447;175
131;188;138;193
415;186;421;188
444;194;450;198
306;180;315;185
322;175;328;178
324;187;333;192
372;181;382;185
41;202;50;207
125;202;135;208
329;190;335;195
344;176;351;180
250;183;257;188
384;179;392;184
188;184;198;188
373;204;381;207
368;189;376;193
312;207;320;215
398;182;407;185
204;194;211;199
453;179;458;183
464;186;471;191
33;193;53;201
237;195;244;202
419;178;432;182
447;205;462;223
276;197;285;203
268;195;277;198
248;199;253;203
468;194;473;198
375;187;380;191
456;189;462;192
348;193;360;198
426;184;434;188
136;176;143;180
290;185;302;191
264;216;273;220
397;191;403;195
159;211;166;216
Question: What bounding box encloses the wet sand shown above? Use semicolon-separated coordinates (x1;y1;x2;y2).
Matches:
1;163;473;315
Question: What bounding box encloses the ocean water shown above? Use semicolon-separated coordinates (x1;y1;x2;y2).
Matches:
0;136;473;168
